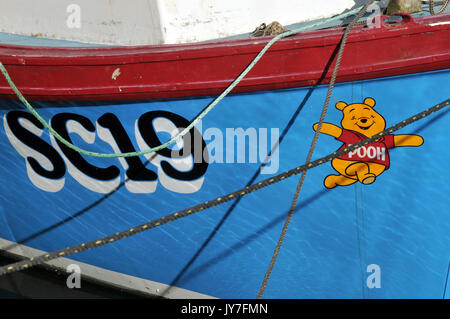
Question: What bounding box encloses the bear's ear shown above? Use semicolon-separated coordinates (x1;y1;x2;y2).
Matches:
336;101;347;111
364;97;376;108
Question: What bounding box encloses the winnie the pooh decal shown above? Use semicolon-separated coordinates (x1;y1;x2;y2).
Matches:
313;97;423;189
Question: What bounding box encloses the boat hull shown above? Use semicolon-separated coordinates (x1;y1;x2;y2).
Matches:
0;14;449;102
0;68;449;298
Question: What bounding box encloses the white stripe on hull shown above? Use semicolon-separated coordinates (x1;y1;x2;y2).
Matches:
0;237;216;299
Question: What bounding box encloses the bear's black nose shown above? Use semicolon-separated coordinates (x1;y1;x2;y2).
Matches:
360;118;368;124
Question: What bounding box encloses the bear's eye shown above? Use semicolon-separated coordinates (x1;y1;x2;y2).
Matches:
371;115;375;118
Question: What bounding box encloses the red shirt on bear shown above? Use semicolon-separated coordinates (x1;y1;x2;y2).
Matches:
336;129;395;169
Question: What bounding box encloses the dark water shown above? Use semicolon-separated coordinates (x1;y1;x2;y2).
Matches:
0;254;150;299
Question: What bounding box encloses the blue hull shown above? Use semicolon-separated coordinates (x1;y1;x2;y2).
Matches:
0;69;449;298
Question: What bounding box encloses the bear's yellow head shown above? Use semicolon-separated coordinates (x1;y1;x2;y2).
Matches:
336;97;385;137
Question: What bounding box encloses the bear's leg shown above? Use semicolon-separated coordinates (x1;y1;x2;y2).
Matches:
324;174;357;189
345;162;376;185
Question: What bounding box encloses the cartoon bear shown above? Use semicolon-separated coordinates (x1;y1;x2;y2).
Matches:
313;97;423;189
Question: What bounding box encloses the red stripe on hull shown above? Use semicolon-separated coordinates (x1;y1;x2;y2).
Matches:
0;14;449;101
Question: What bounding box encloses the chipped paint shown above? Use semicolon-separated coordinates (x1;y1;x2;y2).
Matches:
0;0;354;45
112;68;121;80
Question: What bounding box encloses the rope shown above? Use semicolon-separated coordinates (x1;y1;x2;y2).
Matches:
429;0;450;15
256;0;376;299
0;7;363;159
0;97;448;277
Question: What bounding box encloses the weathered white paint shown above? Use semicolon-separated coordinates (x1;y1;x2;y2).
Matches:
158;0;356;43
0;237;216;298
0;0;164;46
0;0;355;45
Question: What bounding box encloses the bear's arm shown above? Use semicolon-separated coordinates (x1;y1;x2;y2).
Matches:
393;134;424;147
313;123;342;138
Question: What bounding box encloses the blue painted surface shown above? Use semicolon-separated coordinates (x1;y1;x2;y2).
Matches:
0;32;107;47
0;69;449;298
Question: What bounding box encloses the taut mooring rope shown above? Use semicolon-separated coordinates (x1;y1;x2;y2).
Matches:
256;0;376;299
429;0;450;15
